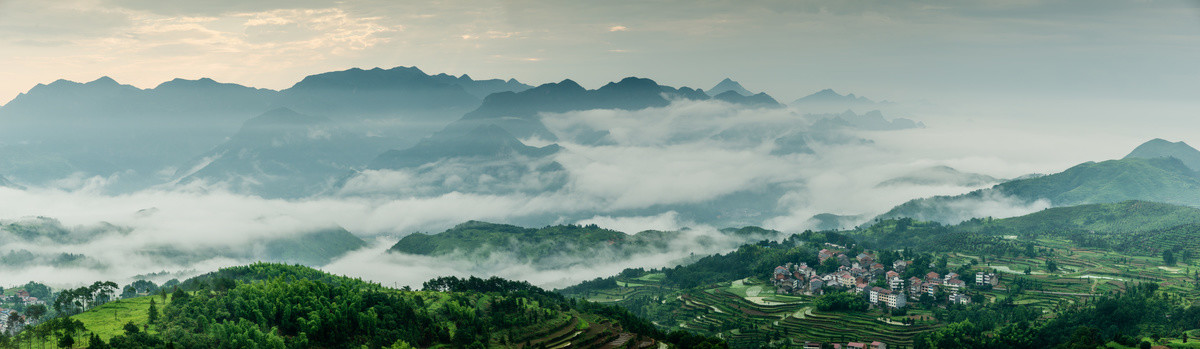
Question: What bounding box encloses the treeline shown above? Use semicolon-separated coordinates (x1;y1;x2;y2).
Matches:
7;263;724;348
915;283;1200;348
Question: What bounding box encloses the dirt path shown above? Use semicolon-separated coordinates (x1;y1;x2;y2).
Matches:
994;288;1096;297
877;317;908;326
790;306;813;319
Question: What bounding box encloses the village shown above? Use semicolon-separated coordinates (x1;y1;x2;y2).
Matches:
0;288;44;335
771;248;1000;310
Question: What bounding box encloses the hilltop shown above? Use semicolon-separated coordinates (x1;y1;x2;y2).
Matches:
15;263;720;348
879;156;1200;224
389;221;780;269
1124;138;1200;172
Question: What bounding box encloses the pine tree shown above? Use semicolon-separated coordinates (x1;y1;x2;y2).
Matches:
57;334;74;349
148;298;160;324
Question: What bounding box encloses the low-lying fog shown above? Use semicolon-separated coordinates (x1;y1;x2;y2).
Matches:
2;98;1197;289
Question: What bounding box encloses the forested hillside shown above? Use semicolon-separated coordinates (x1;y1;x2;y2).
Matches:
2;263;724;349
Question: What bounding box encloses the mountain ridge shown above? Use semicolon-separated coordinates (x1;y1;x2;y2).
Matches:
1124;138;1200;172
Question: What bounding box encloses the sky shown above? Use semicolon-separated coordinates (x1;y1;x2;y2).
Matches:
2;0;1200;105
3;0;1200;288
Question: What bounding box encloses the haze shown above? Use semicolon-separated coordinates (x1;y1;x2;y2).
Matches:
2;0;1200;289
3;0;1199;104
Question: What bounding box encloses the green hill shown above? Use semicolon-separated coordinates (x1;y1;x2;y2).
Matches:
13;263;718;349
995;157;1200;206
1124;138;1200;172
879;157;1200;223
258;226;368;265
857;201;1200;259
983;200;1200;237
390;221;778;268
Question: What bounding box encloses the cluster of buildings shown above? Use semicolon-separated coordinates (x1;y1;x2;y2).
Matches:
802;341;888;349
901;271;999;305
772;248;1002;308
772;249;908;309
0;308;25;334
0;290;40;334
8;290;43;306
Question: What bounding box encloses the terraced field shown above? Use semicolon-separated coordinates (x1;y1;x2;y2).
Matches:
777;310;938;346
667;282;928;347
573;235;1200;349
509;311;660;348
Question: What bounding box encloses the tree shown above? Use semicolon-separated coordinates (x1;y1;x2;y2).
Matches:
171;287;190;303
57;334;74;349
1045;259;1058;273
1164;250;1177;266
88;334;110;349
211;277;236;293
123;321;140;335
148;298;159;324
22;282;52;299
24;304;47;323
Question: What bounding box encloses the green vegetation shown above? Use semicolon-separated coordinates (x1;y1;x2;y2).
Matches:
10;199;1200;348
390;220;776;268
813;292;869;312
72;296;170;341
4;263;722;349
558;201;1200;348
881;157;1200;223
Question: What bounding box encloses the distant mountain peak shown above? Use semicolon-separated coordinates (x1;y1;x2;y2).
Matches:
797;88;870;102
792;88;896;113
88;76;120;86
1125;138;1200;172
153;77;234;89
600;77;662;92
707;78;753;97
556;79;584;89
712;90;782;108
388;65;425;74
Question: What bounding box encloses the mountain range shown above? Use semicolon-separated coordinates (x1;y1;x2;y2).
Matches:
0;67;536;194
0;69;807;199
877;139;1200;224
174;108;390;197
791;88;895;113
339;76;788;199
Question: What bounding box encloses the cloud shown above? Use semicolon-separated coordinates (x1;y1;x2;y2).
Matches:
1;99;1195;290
322;223;764;290
576;211;686;234
608;25;628;32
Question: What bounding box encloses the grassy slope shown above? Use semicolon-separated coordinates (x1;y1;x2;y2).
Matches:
984;200;1200;235
72;295;172;341
15;295;173;348
997;157;1200;207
